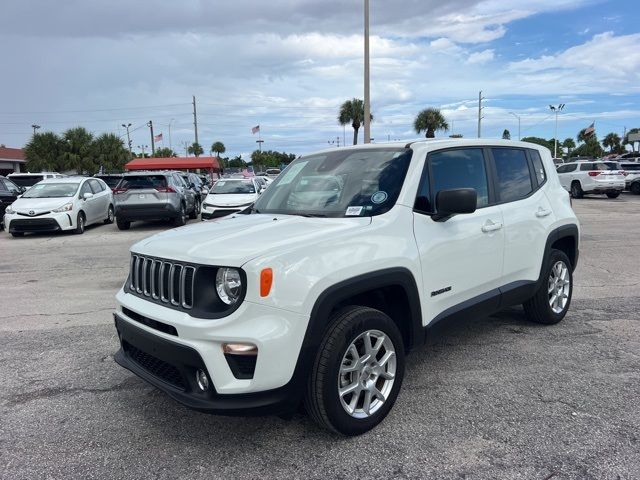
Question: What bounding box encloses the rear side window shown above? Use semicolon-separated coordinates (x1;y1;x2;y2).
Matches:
580;163;594;171
428;148;489;208
492;148;533;202
529;150;547;186
120;175;168;190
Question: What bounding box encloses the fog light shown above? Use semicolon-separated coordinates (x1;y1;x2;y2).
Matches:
195;369;209;391
222;343;258;356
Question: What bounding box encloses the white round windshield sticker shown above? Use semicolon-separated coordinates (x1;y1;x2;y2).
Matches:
371;191;388;204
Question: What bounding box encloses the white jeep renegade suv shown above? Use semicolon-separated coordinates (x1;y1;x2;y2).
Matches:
113;139;579;435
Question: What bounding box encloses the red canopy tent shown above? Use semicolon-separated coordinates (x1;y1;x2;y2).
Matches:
124;156;221;176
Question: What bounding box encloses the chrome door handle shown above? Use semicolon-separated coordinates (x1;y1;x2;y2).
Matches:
481;221;503;233
536;208;552;218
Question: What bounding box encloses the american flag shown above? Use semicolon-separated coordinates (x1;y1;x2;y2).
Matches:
251;125;260;135
154;133;163;142
583;122;595;137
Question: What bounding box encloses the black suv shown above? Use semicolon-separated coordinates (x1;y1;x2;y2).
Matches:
0;176;24;230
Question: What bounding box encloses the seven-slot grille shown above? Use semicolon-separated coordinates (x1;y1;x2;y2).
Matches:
129;254;196;309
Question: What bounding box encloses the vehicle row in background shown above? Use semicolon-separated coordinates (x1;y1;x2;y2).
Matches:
201;177;267;219
557;160;640;197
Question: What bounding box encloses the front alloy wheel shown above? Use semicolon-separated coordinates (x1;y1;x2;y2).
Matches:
338;330;396;418
305;306;405;436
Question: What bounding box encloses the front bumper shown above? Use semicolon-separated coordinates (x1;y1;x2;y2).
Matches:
114;289;310;414
201;204;247;220
5;211;75;233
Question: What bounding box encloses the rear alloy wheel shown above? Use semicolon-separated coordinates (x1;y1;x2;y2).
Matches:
189;200;200;219
104;205;115;224
74;212;85;234
570;182;583;199
173;204;187;226
631;182;640;195
304;306;405;436
116;218;130;231
606;191;620;199
523;249;573;325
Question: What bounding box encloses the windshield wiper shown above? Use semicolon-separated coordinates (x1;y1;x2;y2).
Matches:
298;213;328;218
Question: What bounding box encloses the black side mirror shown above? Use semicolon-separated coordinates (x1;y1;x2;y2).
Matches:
433;188;477;222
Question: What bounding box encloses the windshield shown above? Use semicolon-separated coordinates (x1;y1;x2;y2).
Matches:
212;180;256;194
9;175;44;187
22;183;79;198
252;147;412;218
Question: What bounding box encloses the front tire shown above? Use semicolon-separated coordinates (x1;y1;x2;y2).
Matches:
104;205;115;224
523;249;573;325
304;306;405;436
173;203;187;226
74;212;85;234
630;182;640;195
189;200;200;219
606;191;620;199
570;181;583;199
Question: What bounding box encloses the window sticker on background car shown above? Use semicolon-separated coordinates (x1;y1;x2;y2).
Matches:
278;161;309;186
371;191;388;204
346;206;364;216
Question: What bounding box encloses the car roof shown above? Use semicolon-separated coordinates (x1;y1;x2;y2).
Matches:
8;172;62;176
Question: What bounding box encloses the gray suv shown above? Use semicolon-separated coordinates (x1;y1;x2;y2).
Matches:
113;171;198;230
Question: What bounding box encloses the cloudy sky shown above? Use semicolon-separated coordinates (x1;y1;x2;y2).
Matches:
1;0;638;158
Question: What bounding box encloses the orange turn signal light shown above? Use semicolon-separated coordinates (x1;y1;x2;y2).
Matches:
260;268;273;297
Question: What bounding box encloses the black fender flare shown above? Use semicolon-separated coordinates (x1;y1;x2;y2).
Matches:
285;268;423;401
540;224;579;277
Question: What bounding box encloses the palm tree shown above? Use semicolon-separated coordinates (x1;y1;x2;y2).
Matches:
211;141;226;158
414;108;449;138
602;132;621;153
502;129;511;140
60;127;94;174
187;142;204;157
562;138;576;155
338;98;372;145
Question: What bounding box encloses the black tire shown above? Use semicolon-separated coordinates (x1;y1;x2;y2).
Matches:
189;200;200;219
104;205;115;224
304;306;405;436
173;203;187;226
74;212;85;234
570;181;583;199
631;182;640;195
606;191;620;199
11;232;24;238
116;218;130;231
523;249;573;325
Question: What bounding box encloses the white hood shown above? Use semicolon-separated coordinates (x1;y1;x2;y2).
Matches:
204;193;258;207
9;197;71;215
132;214;372;266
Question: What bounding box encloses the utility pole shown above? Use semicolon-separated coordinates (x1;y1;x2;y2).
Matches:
509;113;521;140
192;95;199;146
121;123;133;157
256;139;264;152
147;120;155;156
31;124;41;135
168;118;175;151
549;104;565;158
477;91;484;138
363;0;371;144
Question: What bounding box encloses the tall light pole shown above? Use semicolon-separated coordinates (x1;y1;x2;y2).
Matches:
549;104;565;158
168;118;175;151
477;91;484;138
363;0;371;144
509;112;521;140
31;124;41;135
147;120;155;156
137;145;148;157
121;123;132;158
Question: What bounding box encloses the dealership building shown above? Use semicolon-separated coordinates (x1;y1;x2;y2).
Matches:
0;146;26;176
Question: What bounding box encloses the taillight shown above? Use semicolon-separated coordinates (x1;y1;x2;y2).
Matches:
113;188;128;194
155;186;176;193
621;171;628;176
588;171;601;177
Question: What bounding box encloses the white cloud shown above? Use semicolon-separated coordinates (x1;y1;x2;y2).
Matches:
467;49;495;64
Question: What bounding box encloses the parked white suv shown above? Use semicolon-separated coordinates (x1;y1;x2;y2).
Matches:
556;160;625;198
113;140;579;435
617;162;640;195
201;177;264;219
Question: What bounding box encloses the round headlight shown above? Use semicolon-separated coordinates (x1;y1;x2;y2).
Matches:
216;268;242;305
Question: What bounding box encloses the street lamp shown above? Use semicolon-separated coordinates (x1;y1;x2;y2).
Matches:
137;145;149;157
168;118;175;151
363;0;371;144
121;123;132;157
549;104;565;158
31;124;41;135
509;112;521;140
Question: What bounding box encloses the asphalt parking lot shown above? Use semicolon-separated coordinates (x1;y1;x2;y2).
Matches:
1;196;639;480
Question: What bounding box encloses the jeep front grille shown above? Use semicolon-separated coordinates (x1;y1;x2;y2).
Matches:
129;254;196;309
